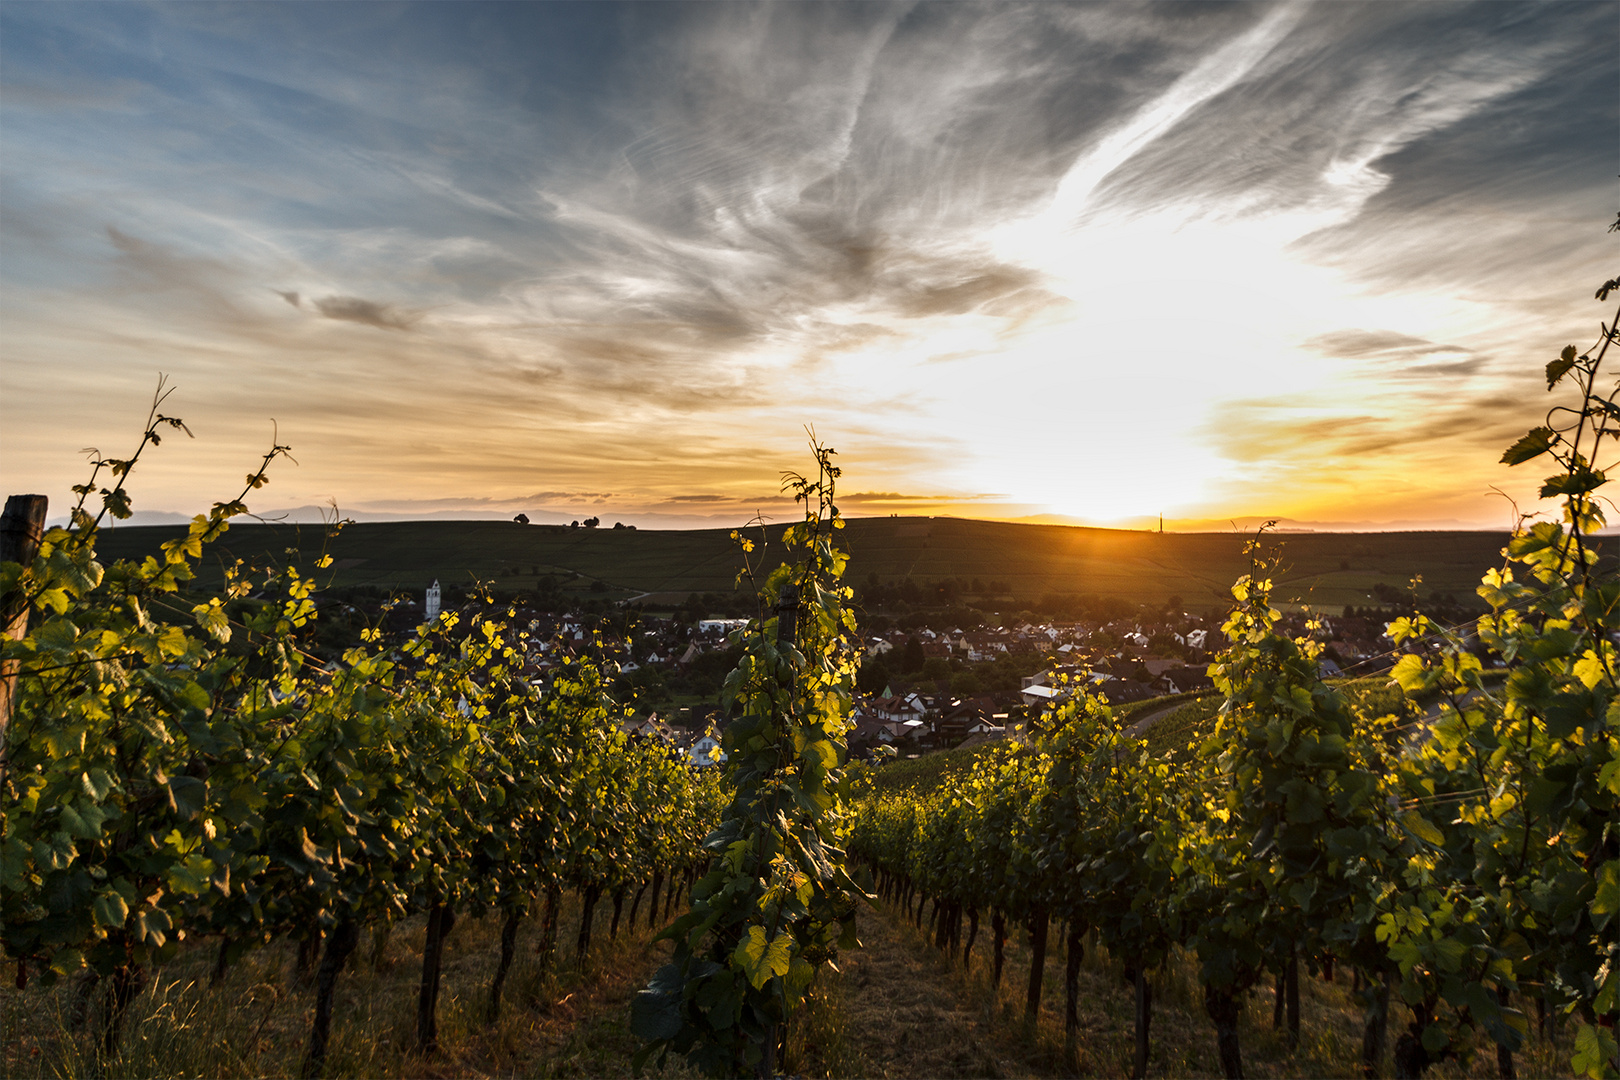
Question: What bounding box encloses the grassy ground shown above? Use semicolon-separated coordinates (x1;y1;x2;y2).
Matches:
87;516;1512;611
820;888;1580;1079
1;892;699;1080
3;870;1579;1079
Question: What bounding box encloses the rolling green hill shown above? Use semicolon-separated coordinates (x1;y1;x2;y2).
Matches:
83;515;1513;613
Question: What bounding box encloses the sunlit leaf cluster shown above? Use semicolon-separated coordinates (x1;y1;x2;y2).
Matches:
632;441;870;1078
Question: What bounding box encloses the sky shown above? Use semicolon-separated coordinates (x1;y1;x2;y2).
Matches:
0;1;1614;531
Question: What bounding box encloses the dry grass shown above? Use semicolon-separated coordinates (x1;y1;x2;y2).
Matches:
1;892;698;1080
828;896;1580;1079
2;887;1581;1079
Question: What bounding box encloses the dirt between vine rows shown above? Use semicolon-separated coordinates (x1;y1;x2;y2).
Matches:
3;883;1577;1079
791;896;1575;1080
824;902;1048;1078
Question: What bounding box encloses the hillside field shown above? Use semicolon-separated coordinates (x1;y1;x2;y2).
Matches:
86;515;1514;612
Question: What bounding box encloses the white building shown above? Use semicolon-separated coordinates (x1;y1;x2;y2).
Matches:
696;618;750;635
687;734;728;767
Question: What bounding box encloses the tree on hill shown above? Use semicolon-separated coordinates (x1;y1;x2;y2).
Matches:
856;656;890;695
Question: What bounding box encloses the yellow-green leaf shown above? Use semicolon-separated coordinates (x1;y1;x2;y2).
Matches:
1501;426;1557;466
732;925;793;990
1546;345;1577;390
1403;811;1445;846
92;890;129;929
1571;1022;1619;1080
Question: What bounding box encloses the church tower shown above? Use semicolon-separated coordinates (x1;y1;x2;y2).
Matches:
425;579;441;622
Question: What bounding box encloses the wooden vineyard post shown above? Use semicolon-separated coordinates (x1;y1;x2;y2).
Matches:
1;494;47;771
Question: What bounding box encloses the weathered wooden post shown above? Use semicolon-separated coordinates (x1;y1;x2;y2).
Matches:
1;494;48;760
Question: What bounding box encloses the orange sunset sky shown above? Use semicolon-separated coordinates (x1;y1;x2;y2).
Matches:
1;2;1614;531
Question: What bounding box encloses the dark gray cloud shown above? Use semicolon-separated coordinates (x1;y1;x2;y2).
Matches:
311;294;420;331
1305;329;1471;359
1307;330;1422;356
1302;329;1494;388
1208;393;1525;467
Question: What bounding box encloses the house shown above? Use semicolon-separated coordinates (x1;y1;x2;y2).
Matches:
696;618;749;633
848;714;900;758
685;731;728;768
936;696;1001;742
851;699;908;738
621;714;681;745
1020;683;1067;708
870;692;929;725
1107;681;1161;704
963;631;1009;662
897;718;930;747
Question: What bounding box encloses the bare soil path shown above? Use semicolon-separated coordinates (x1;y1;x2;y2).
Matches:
826;902;1036;1079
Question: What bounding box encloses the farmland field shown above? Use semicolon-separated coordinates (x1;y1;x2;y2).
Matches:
87;515;1513;611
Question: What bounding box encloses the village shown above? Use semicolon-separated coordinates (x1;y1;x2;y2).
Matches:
312;577;1410;769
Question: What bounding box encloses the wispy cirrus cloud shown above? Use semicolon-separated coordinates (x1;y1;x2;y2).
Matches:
0;2;1612;528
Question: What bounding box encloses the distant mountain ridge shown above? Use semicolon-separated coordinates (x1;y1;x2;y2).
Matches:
58;507;1513;533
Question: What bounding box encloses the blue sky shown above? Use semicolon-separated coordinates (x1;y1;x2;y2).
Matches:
1;2;1613;529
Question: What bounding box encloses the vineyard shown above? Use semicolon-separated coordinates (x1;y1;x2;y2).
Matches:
2;280;1618;1080
0;405;727;1077
841;286;1619;1080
